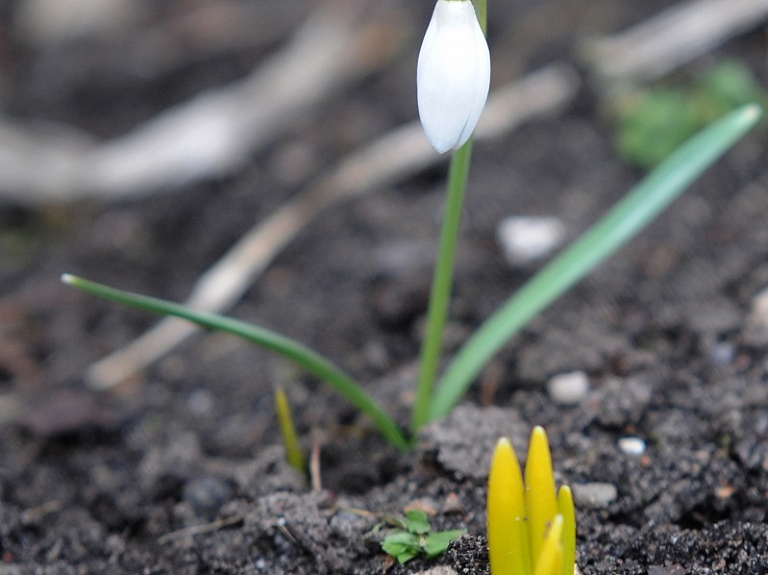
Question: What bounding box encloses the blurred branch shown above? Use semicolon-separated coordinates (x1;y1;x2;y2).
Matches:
583;0;768;83
0;1;406;204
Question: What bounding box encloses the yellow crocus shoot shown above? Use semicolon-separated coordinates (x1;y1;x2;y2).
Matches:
532;515;563;575
557;486;576;575
525;426;559;563
488;438;531;575
487;426;576;575
274;386;305;473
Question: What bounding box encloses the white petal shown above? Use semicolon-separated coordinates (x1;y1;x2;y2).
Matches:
417;0;490;153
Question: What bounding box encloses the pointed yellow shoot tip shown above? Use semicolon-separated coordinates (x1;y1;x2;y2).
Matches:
488;437;530;575
494;436;512;454
525;426;558;564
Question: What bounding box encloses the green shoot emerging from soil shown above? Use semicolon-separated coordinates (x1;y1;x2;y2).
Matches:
62;0;762;452
378;509;466;564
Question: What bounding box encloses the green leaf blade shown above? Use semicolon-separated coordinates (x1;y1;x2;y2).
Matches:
61;274;410;451
428;104;762;422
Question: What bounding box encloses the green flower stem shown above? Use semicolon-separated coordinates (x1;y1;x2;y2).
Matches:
472;0;487;34
411;140;473;434
61;274;410;451
411;0;487;434
427;104;762;423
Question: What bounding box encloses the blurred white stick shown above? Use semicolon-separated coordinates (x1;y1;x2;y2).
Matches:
0;2;404;203
86;63;580;389
584;0;768;82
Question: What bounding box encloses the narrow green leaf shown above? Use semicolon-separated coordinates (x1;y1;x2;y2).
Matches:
61;274;410;451
428;104;762;422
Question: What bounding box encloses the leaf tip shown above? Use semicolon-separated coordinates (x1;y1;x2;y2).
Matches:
494;436;512;454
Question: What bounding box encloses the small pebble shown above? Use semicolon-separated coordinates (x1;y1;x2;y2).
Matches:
709;341;735;365
442;493;464;514
413;567;458;575
618;436;646;456
572;482;617;509
404;498;438;516
183;476;231;519
748;285;768;329
496;215;565;266
547;371;589;405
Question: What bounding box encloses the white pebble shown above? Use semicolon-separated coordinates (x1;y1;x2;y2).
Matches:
748;285;768;329
413;567;458;575
709;341;735;365
496;216;565;266
618;436;646;456
572;482;617;509
547;371;589;405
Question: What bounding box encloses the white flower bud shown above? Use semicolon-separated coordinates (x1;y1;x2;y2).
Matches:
417;0;490;154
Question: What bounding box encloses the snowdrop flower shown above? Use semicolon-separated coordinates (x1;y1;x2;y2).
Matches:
417;0;490;154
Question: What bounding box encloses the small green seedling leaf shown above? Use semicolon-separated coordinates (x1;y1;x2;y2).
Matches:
424;529;467;558
404;510;431;534
381;531;421;564
615;59;768;168
380;510;465;564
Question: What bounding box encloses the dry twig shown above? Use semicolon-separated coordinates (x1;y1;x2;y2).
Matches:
583;0;768;82
157;515;243;544
0;1;406;204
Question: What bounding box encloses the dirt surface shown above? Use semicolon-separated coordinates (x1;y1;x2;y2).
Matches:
1;0;768;573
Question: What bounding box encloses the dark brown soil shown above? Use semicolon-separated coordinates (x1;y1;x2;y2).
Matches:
2;0;768;574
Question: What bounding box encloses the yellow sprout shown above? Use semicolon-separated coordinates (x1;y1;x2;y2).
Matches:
274;386;305;473
487;426;576;575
